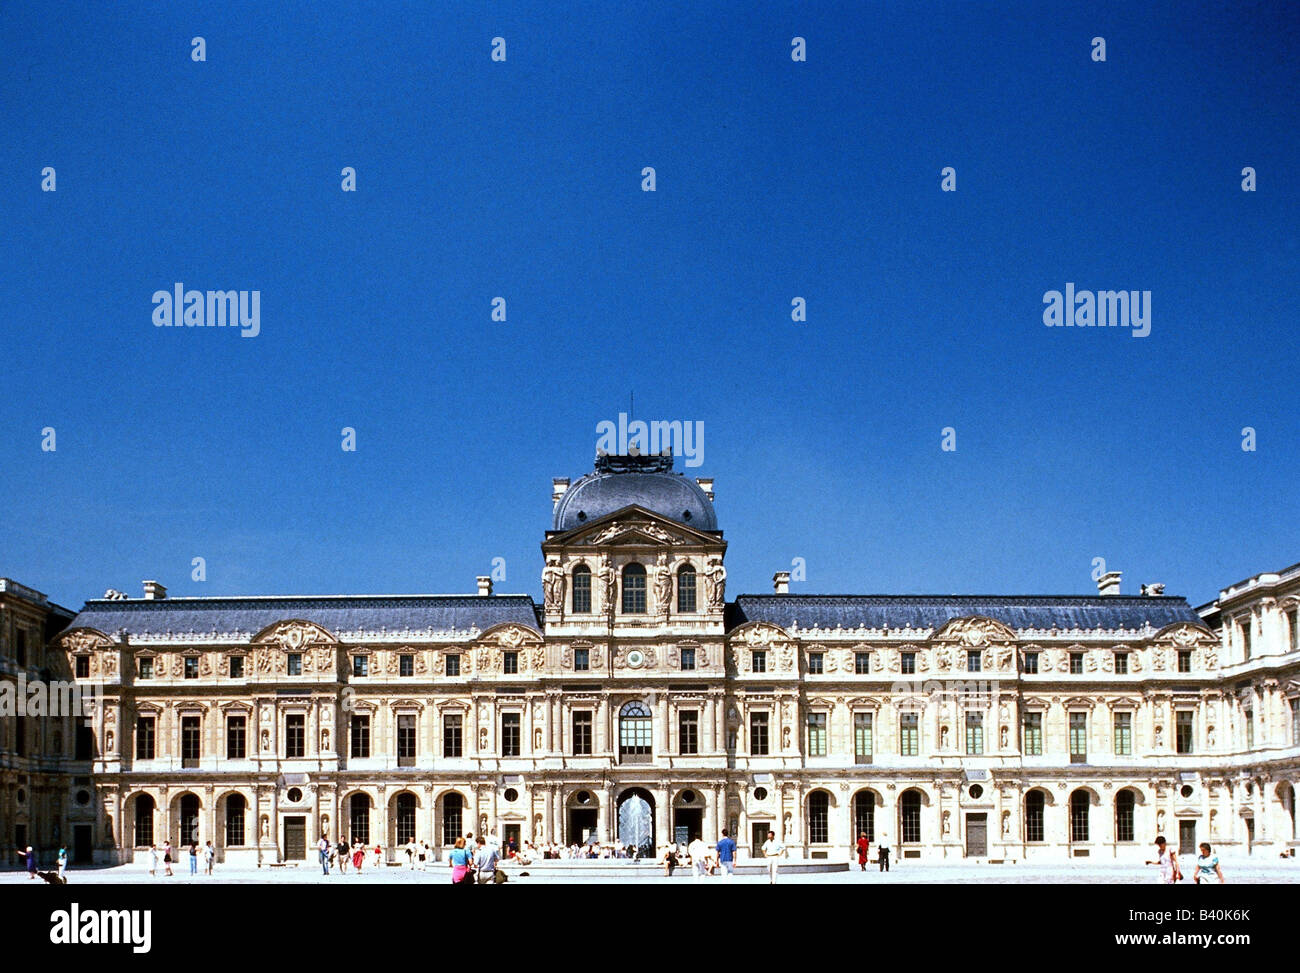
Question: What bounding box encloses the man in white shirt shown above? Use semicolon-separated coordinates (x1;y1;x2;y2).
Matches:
688;836;709;881
761;830;786;884
474;836;500;884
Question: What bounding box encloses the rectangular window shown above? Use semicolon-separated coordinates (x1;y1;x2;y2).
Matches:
352;655;368;677
1069;653;1084;675
229;656;244;679
443;714;462;757
1177;650;1192;673
966;650;981;673
1245;708;1254;750
504;651;519;675
1291;607;1300;652
181;716;201;768
1175;710;1195;754
1024;652;1039;674
901;652;916;675
1241;621;1252;659
807;712;827;756
749;712;769;755
1023;712;1043;755
573;711;593;755
15;630;27;668
285;714;305;758
854;712;873;762
680;647;696;671
899;713;919;757
572;570;591;613
1113;712;1132;755
286;654;302;676
399;654;414;677
678;710;699;755
75;655;90;679
751;650;767;673
397;714;416;766
75;718;92;760
1069;712;1087;761
350;715;370;759
574;647;590;671
1292;698;1300;747
1114;652;1128;675
138;657;153;680
965;712;984;755
854;651;871;675
136;717;155;760
226;716;246;759
808;653;824;675
445;654;460;677
184;656;200;679
501;713;521;756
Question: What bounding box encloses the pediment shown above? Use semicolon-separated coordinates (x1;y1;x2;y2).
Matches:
729;621;794;646
932;615;1017;645
57;627;115;652
476;622;544;647
547;505;720;549
1151;622;1216;646
252;619;337;649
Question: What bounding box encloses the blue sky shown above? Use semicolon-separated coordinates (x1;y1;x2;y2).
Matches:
3;0;1297;611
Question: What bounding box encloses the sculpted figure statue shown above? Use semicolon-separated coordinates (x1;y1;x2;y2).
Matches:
653;555;673;614
599;557;617;613
704;558;727;610
542;556;566;612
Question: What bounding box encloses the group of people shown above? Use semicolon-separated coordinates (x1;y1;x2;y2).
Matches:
1146;835;1227;884
144;840;216;876
854;833;892;872
659;830;741;879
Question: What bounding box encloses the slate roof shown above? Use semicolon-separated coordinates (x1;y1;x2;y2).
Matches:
67;594;542;639
728;594;1204;633
554;466;717;532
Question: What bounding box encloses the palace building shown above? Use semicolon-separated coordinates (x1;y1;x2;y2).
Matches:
3;452;1299;866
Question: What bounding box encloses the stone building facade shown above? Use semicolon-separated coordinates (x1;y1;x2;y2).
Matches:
8;454;1300;865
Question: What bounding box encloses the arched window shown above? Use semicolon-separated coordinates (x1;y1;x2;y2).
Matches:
133;794;155;847
395;793;417;845
622;563;647;614
1115;789;1136;842
1024;790;1045;842
224;794;246;847
179;794;201;846
619;702;653;763
350;793;371;845
442;793;463;846
571;564;591;613
1280;783;1296;841
808;791;830;844
853;791;875;842
677;565;697;613
1070;790;1090;843
900;790;922;843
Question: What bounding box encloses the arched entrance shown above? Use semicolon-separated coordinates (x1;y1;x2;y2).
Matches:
673;788;704;843
390;791;419;847
566;788;598;846
617;788;656;857
852;790;877;842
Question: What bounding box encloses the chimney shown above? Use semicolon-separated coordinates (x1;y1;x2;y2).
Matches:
142;580;167;600
1097;571;1121;597
552;477;570;509
773;571;790;594
695;478;714;501
477;576;493;597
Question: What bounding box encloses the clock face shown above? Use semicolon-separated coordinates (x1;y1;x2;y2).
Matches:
626;649;645;669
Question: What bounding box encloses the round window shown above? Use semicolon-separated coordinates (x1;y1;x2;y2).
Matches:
626;649;645;668
753;787;768;801
969;784;984;800
504;788;518;803
681;790;696;804
575;790;591;805
75;789;91;806
287;787;303;803
1180;785;1194;798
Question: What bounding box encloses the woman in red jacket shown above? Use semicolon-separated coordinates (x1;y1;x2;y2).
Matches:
856;833;870;871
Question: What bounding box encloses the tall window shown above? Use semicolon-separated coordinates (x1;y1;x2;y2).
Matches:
574;647;590;671
226;716;246;759
621;563;647;614
678;711;698;755
350;794;370;844
854;651;870;674
965;712;984;755
136;716;156;760
899;712;919;756
749;712;769;756
350;715;370;758
1292;698;1300;747
185;656;200;679
571;564;591;613
1069;652;1084;675
808;791;829;844
75;717;93;760
138;657;153;680
853;791;875;841
1024;712;1043;755
501;713;521;757
75;655;90;679
677;565;697;612
900;790;922;843
1177;650;1192;673
286;654;301;676
399;654;414;677
1175;710;1194;754
441;793;463;846
680;646;696;671
1069;790;1090;842
751;650;767;673
443;714;462;757
901;652;916;674
572;711;593;755
1244;707;1254;750
503;651;518;674
1069;712;1087;762
1113;711;1132;755
395;793;417;845
229;655;244;679
966;650;981;673
397;714;416;767
1241;619;1252;659
1114;652;1128;674
808;712;827;756
1024;790;1045;842
133;795;154;847
225;794;246;846
285;714;305;758
1291;607;1300;652
15;629;27;668
1024;652;1039;674
179;794;200;846
181;716;201;768
352;655;368;677
854;712;873;762
1115;790;1135;843
445;654;461;677
619;702;653;762
808;653;824;675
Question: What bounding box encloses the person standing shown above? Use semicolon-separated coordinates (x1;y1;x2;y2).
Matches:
188;841;199;875
856;833;870;872
203;840;215;875
372;842;382;870
1145;835;1181;884
1194;843;1225;884
20;846;36;879
163;840;174;877
56;846;68;882
148;844;158;877
761;831;786;884
715;830;736;879
337;838;349;875
877;834;891;873
688;835;709;882
351;842;365;873
474;836;500;884
449;837;472;885
318;835;331;875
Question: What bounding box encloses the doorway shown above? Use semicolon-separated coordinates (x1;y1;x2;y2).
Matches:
503;823;521;852
965;813;987;857
1178;820;1196;856
674;808;703;843
283;816;307;860
751;821;771;857
73;824;93;864
568;809;596;845
616;789;655;857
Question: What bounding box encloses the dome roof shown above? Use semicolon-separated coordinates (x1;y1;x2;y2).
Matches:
554;454;717;532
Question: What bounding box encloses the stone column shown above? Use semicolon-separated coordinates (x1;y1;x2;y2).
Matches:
654;785;670;850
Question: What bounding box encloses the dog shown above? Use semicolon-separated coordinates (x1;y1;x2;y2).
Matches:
36;870;66;885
